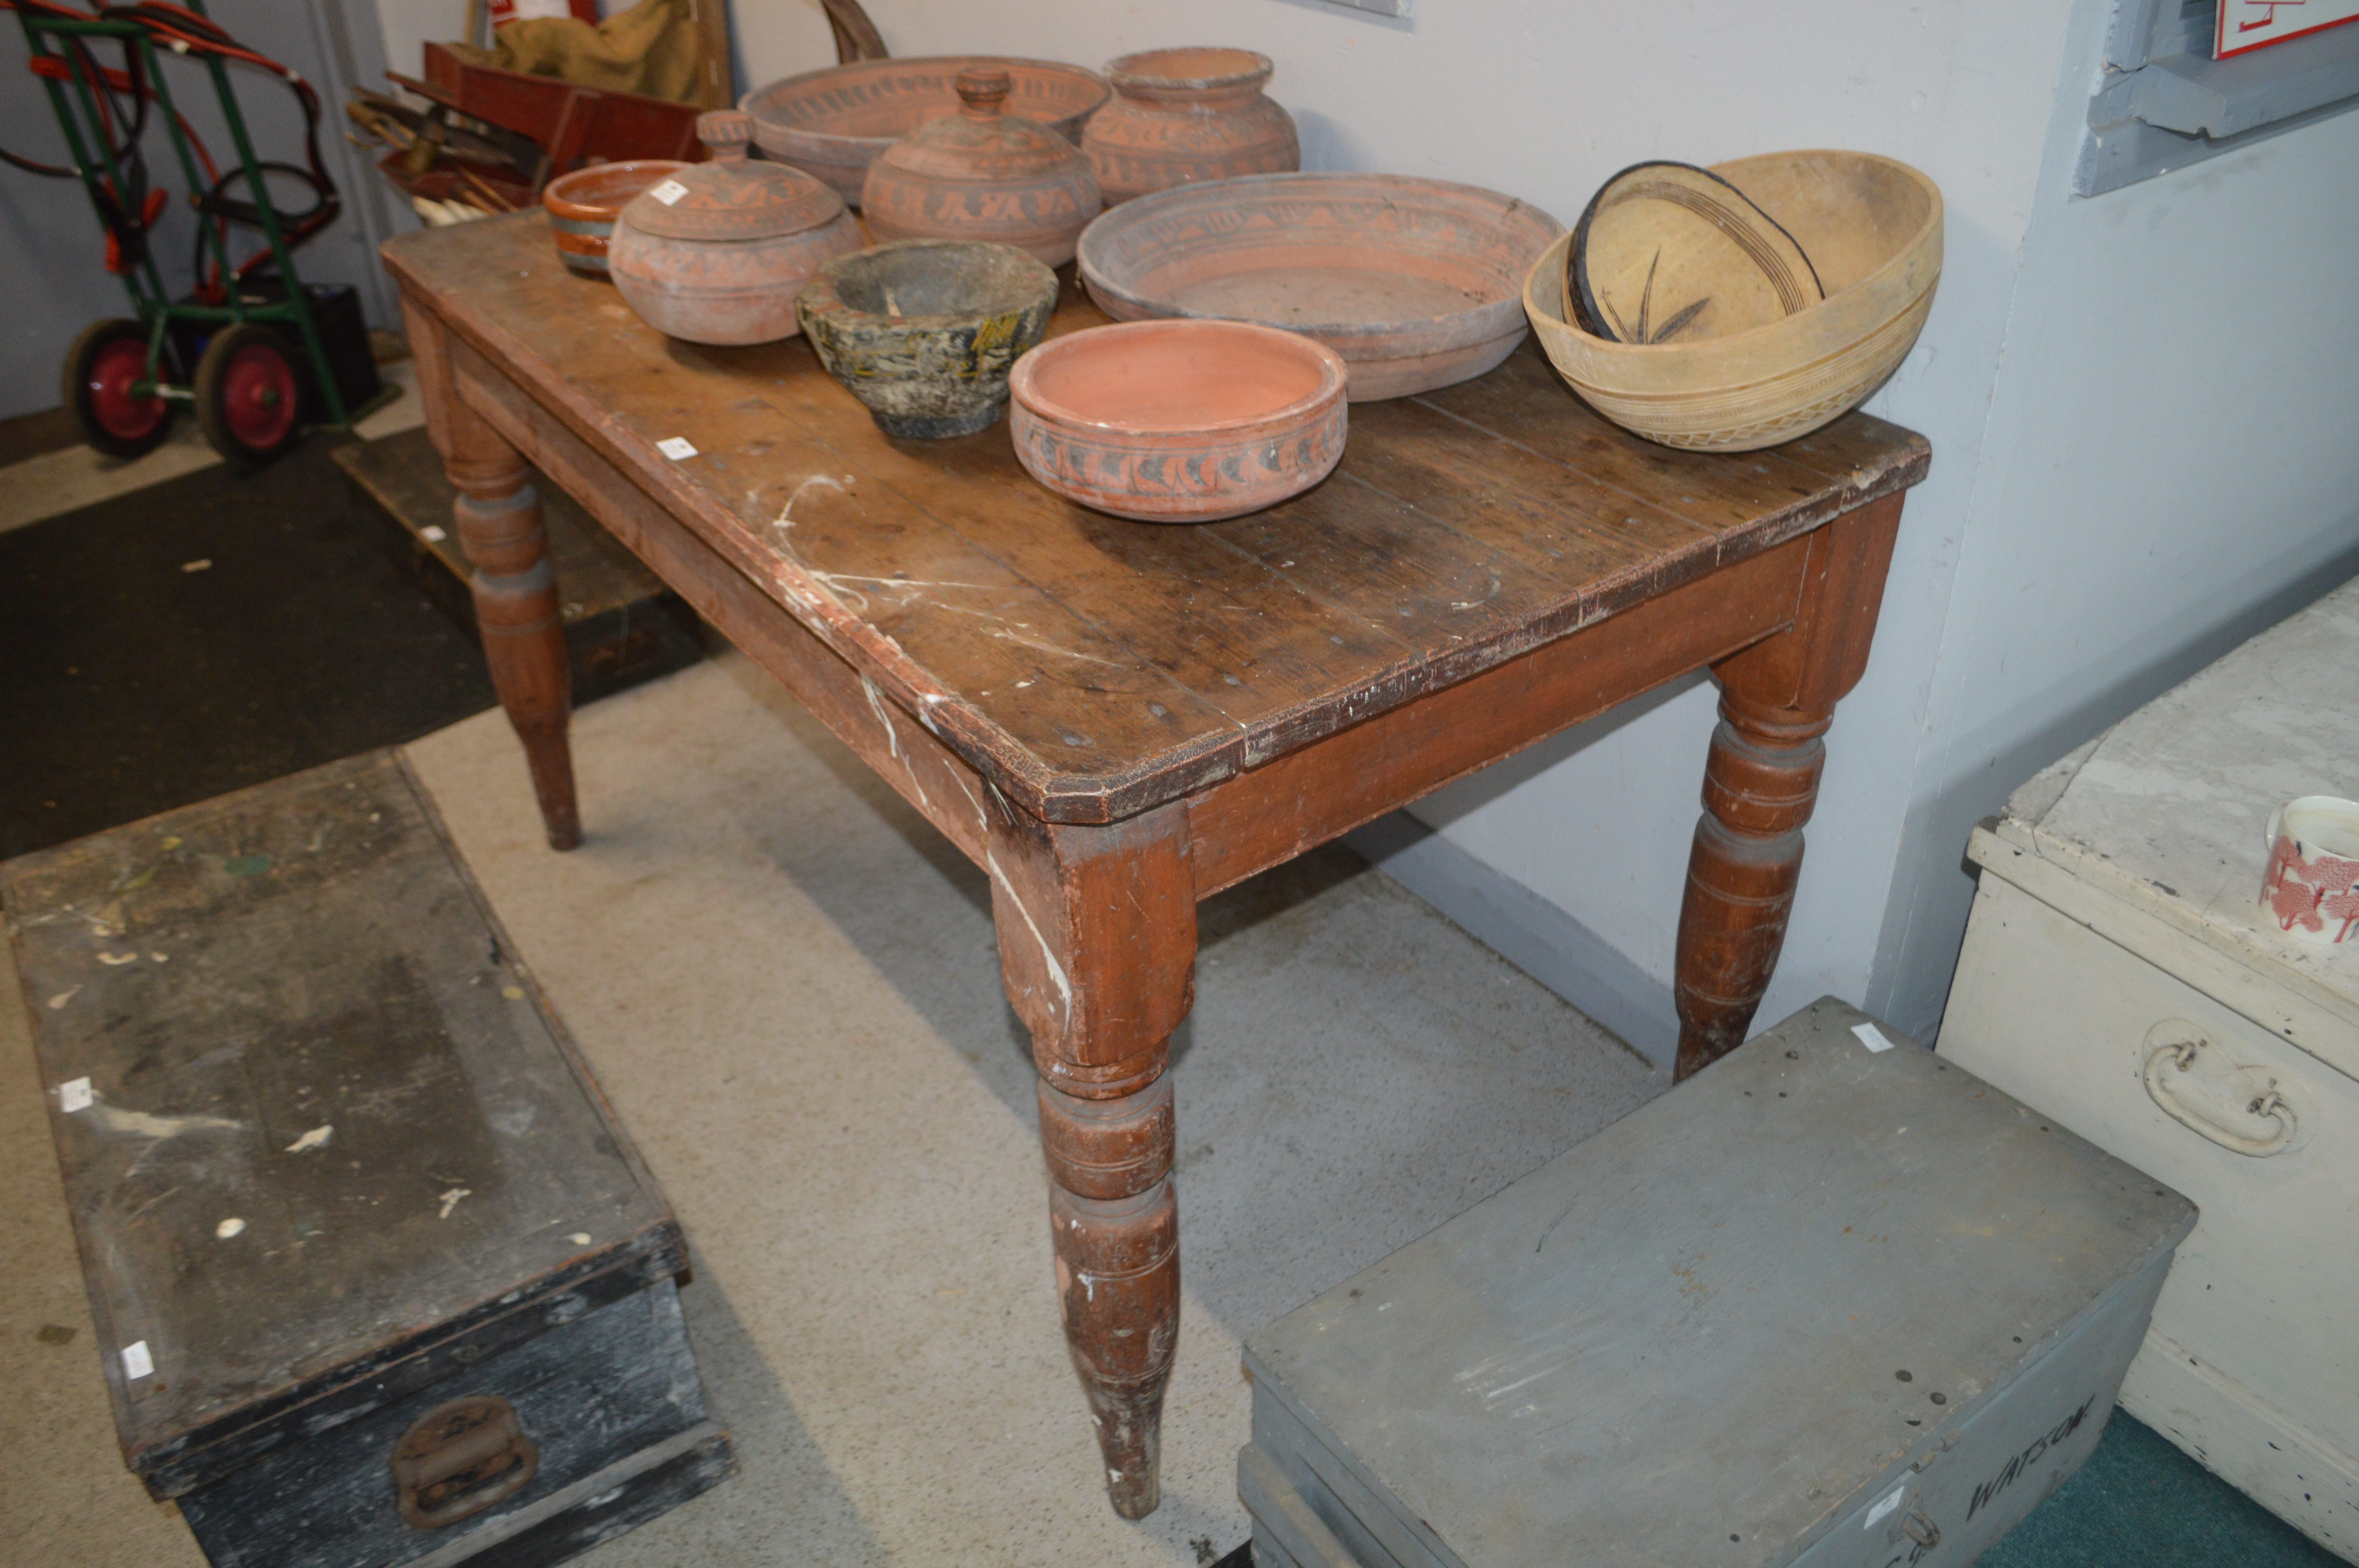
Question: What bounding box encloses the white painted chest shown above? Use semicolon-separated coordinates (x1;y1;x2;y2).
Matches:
1940;575;2359;1561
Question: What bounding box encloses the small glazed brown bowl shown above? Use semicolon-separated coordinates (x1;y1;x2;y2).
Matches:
1008;318;1348;523
543;160;690;277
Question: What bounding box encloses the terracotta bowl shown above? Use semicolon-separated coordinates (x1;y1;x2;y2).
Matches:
1008;319;1348;523
1077;172;1561;401
542;160;689;276
741;56;1109;206
1523;150;1943;451
797;240;1060;439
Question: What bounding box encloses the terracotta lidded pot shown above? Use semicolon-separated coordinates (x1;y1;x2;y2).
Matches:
860;67;1102;269
1082;47;1299;206
609;109;863;346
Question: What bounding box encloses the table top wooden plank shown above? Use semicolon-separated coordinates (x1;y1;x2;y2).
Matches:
436;264;1251;804
744;336;1435;762
1336;395;1723;599
1417;348;1923;538
385;215;1929;822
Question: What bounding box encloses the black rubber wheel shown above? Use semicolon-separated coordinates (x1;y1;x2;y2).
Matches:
195;322;306;467
62;318;177;459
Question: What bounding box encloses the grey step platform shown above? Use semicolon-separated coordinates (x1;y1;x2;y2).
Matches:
1239;998;2196;1568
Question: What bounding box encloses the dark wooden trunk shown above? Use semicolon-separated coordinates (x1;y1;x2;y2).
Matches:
337;426;705;706
2;751;734;1564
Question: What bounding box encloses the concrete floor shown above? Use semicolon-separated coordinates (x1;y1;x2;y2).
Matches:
1;650;1663;1565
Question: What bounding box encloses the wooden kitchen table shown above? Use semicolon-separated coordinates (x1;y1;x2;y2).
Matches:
384;213;1930;1521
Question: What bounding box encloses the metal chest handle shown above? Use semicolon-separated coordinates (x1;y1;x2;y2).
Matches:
2143;1036;2297;1157
391;1394;540;1529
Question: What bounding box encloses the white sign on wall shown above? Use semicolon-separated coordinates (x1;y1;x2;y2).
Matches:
2217;0;2359;57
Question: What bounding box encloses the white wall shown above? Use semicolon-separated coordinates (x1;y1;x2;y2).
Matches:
1873;4;2359;1031
376;0;468;93
727;0;837;94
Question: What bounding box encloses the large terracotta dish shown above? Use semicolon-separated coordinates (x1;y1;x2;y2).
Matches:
742;56;1109;206
1008;318;1348;523
1524;150;1942;452
1076;172;1561;402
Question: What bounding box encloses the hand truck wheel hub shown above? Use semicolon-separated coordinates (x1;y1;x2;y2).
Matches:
84;333;166;441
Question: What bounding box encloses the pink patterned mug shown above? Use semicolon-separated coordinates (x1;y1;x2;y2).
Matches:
2261;796;2359;948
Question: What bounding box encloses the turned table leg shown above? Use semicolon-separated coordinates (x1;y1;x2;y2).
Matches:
1674;493;1905;1079
989;799;1195;1519
446;425;579;851
402;291;579;851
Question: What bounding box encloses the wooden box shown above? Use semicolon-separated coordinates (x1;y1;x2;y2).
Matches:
0;751;734;1568
336;426;705;706
1941;575;2359;1561
1238;998;2194;1568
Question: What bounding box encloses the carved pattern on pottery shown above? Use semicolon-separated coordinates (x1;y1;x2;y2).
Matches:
765;70;1096;132
1016;410;1346;508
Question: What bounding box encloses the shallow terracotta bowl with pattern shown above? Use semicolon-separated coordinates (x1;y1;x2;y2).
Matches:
1522;150;1942;452
542;160;689;276
1008;319;1347;524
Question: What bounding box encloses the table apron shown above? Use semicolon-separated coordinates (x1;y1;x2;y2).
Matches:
1186;537;1809;898
447;340;1811;907
449;343;999;871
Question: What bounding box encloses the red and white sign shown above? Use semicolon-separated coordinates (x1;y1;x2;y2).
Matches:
2217;0;2359;57
489;0;602;26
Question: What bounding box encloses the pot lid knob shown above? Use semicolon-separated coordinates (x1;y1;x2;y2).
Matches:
697;108;754;164
956;67;1011;117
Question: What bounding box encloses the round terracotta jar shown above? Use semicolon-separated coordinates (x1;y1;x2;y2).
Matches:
609;110;864;346
860;67;1101;269
1082;47;1299;206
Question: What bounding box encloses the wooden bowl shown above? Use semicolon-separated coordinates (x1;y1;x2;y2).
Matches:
1008;319;1348;523
741;56;1109;207
797;240;1060;439
1078;172;1561;401
1522;150;1941;451
542;160;689;276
